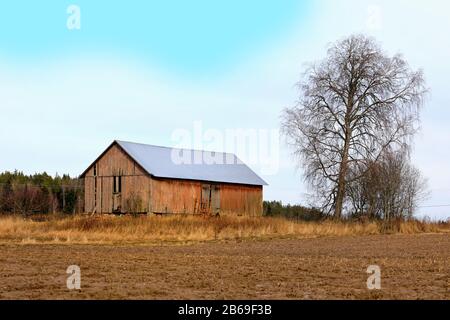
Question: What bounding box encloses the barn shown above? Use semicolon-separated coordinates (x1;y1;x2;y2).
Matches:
80;140;267;216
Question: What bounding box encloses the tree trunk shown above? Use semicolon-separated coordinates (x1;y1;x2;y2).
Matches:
335;121;352;219
334;160;347;219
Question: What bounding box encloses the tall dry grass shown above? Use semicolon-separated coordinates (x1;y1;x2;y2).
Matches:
0;214;447;244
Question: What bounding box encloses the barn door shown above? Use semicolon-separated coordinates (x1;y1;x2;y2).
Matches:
201;184;211;214
211;185;221;216
200;184;220;215
112;176;122;213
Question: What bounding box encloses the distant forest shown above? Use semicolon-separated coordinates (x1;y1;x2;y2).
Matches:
263;201;323;221
0;171;83;215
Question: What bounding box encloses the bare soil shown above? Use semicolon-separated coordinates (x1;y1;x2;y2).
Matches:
0;234;448;299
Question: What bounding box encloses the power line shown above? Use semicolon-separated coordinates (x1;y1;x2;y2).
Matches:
419;204;450;208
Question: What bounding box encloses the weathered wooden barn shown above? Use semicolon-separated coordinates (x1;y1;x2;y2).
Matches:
80;140;267;216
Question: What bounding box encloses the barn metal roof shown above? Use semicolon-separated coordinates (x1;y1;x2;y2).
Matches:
114;140;268;186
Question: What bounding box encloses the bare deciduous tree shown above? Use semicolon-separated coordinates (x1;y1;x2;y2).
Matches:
282;35;427;218
347;149;428;221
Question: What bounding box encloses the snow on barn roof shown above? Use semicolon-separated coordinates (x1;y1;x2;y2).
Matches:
81;140;268;186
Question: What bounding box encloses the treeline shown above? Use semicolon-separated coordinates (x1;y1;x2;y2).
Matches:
263;201;324;221
0;171;83;215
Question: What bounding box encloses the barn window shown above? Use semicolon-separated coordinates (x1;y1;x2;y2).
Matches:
113;176;122;194
93;164;97;176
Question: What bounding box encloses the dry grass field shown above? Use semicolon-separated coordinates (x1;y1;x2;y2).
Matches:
0;214;448;244
0;215;448;299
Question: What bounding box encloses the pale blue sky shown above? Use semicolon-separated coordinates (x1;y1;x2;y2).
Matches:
0;0;449;219
0;1;310;74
